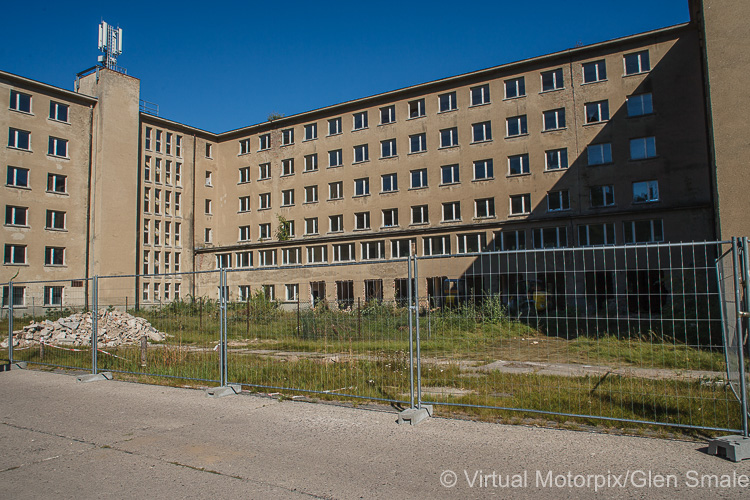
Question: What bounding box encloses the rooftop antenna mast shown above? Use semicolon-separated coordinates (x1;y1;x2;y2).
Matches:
98;21;124;73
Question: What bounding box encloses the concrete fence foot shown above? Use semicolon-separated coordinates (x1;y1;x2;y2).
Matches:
206;383;242;398
397;405;433;426
708;435;750;462
76;372;113;383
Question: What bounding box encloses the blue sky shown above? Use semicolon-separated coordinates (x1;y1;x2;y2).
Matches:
1;0;689;133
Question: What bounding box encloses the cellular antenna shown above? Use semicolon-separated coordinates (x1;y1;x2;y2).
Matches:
98;21;125;73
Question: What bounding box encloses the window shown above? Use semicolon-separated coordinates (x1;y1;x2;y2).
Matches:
457;233;486;254
174;223;181;245
2;285;25;307
43;286;63;306
281;189;295;206
585;100;610;123
627;93;654;117
354;177;370;196
508;154;530;175
361;241;386;260
49;101;69;122
5;205;27;226
472;121;492;142
624;219;663;244
475;198;495;218
281;128;294;146
354;211;370;230
332;243;355;262
440;128;459;148
381;139;397;158
8;128;31;150
204;228;212;243
381;173;398;193
166;133;173;155
423;235;450;256
155;159;162;183
154;220;161;245
281;158;295;176
630;136;657;160
541;68;564;91
442;201;460;222
328;117;342;135
4;244;26;264
470;84;490;106
204;199;212;215
144;188;150;213
510;194;531;215
501;230;526;251
259;162;271;180
353;111;368;130
547;190;570;212
624;50;650;75
259;250;277;267
473;159;493;180
165;161;172;185
329;214;343;233
408;98;425;118
307;245;327;263
164;191;171;215
236;251;253;268
587;143;612;165
304;123;317;141
142;249;149;270
144;157;151;181
305;217;318;235
145;127;152;150
175;163;182;186
7;166;29;188
409;133;427;153
411;205;428;224
578;223;616;246
282;248;301;266
329;181;343;200
304;185;318;203
258;134;271;151
164;222;171;245
392;238;415;258
329;149;343;167
382;208;399;227
304;153;318;172
410;169;427;189
44;246;65;266
205;170;213;186
505;77;525;99
285;284;299;301
154;189;161;214
10;90;32;113
632;180;659;203
590;185;615;207
533;227;567;248
439;92;457;112
239;166;251;184
45;210;65;230
216;253;232;269
259;192;271;210
441;164;459;185
258;223;270;240
354;144;369;163
175;135;182;157
240;196;250;212
506;116;528;137
543;108;566;131
239;138;251;155
582;60;607;83
546;148;569;170
380;105;396;124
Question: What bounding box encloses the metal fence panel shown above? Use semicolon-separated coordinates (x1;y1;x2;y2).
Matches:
413;241;740;432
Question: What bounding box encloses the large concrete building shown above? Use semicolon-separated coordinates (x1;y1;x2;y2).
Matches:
1;0;748;311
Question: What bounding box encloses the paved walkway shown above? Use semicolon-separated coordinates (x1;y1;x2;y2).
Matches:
1;369;747;499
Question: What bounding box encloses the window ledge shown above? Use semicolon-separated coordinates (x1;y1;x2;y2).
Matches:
303;233;320;237
539;88;565;94
303;169;319;174
3;263;29;267
238;152;251;157
541;127;567;133
327;164;343;169
303;201;318;205
410;222;429;227
238;181;251;185
352;127;369;132
352;194;371;199
280;174;295;178
353;228;371;232
623;71;650;78
258;207;271;211
508;213;529;218
472;178;494;182
507;173;531;178
238;210;251;214
9;109;34;116
327;132;342;138
352;160;370;165
280;143;294;148
470;140;492;145
437;108;458;114
628;156;660;162
583;121;608;127
302;137;318;143
587;162;613;167
7;146;32;153
503;95;526;101
380;225;400;230
441;220;462;224
632;200;661;205
44;264;67;268
406;115;426;122
408;150;427;156
439;145;459;150
380;155;398;160
505;133;529;139
4;224;30;229
378;121;396;127
45;228;68;232
48;118;71;125
328;197;343;202
581;79;608;86
468;102;490;108
7;185;32;190
258;177;271;181
545;167;570;172
258;148;270;153
380;190;399;195
408;186;428;191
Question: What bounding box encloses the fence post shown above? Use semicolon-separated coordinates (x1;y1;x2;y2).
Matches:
246;296;250;336
739;237;750;438
407;254;414;409
8;282;14;364
92;276;98;375
357;297;361;337
219;270;226;387
414;255;422;410
297;298;301;335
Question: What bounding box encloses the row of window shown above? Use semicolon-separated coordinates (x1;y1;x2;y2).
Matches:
142;250;182;275
3;244;66;266
141;281;182;303
144;156;183;187
1;285;67;307
143;187;182;217
210;219;665;270
9;90;70;122
6;166;68;193
4;206;67;229
142;219;182;247
143;127;183;157
8;128;70;157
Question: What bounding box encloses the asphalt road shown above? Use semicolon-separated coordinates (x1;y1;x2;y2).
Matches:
1;369;748;499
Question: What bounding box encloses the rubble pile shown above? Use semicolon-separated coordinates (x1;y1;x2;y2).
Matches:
3;310;167;348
